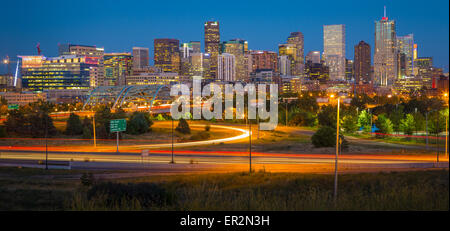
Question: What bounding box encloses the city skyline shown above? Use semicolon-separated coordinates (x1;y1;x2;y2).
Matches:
1;0;448;74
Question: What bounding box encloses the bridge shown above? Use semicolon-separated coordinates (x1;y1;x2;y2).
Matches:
82;85;172;113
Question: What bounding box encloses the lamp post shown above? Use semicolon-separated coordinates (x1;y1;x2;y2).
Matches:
92;113;97;148
171;118;174;164
425;109;437;150
45;111;48;170
249;117;252;174
330;94;341;204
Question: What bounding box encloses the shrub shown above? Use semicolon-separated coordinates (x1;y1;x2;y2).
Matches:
205;124;211;132
82;126;92;139
311;126;348;149
176;118;190;134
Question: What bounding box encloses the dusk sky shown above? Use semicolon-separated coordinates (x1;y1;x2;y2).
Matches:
1;0;448;72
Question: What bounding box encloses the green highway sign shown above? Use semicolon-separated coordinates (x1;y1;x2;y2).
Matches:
110;119;126;132
7;104;19;110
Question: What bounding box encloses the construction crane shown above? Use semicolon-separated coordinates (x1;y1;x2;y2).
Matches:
36;42;42;55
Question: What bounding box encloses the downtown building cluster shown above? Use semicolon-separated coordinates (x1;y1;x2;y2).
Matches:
1;10;449;106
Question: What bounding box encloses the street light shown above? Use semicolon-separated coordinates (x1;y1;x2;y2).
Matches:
170;118;175;164
330;94;344;204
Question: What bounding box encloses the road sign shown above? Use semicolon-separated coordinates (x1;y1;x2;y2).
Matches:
110;119;126;132
7;104;19;110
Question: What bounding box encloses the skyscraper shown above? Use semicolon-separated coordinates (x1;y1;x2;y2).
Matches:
218;53;236;82
204;21;220;80
103;53;133;86
374;9;398;86
278;32;304;76
221;39;248;81
354;41;371;84
323;24;346;81
132;47;149;69
278;55;291;76
249;50;278;73
154;38;180;73
396;34;414;78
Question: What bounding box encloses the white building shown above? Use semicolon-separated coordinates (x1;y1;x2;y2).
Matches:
218;53;236;82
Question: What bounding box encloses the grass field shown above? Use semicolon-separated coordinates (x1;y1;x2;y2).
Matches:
0;167;447;211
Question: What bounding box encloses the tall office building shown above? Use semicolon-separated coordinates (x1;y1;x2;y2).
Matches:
191;41;201;53
396;34;414;78
249;50;278;73
204;21;220;80
354;41;371;84
58;43;104;87
306;51;321;64
218;53;236;82
132;47;149;69
345;59;354;82
278;32;304;76
154;38;180;73
278;55;291;76
221;39;248;81
323;24;346;81
374;10;398;86
103;53;133;86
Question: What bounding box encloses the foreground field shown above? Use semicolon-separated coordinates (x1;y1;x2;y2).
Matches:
0;167;447;210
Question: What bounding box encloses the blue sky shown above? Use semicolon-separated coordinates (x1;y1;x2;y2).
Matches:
1;0;448;72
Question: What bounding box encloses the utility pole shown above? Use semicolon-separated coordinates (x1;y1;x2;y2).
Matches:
45;111;48;170
334;96;340;204
171;118;174;164
93;114;96;148
249;118;252;174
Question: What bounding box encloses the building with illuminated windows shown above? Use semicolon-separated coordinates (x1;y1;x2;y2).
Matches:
103;53;132;86
249;50;278;74
221;39;248;81
323;24;346;81
217;53;236;82
306;51;321;64
154;39;180;73
58;44;104;87
127;72;189;86
354;41;371;84
204;21;220;80
278;55;291;76
20;55;99;92
278;32;304;77
374;13;398;86
397;34;414;78
132;47;149;69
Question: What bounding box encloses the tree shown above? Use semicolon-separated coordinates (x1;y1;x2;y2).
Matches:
65;113;83;135
342;114;358;134
127;112;153;135
375;114;393;138
400;114;415;136
176;118;191;134
358;110;372;133
413;112;426;134
289;110;317;127
318;105;337;128
388;105;404;134
296;94;319;113
311;126;348;149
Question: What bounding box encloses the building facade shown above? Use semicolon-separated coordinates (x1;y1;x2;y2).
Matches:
154;38;180;73
354;41;371;84
204;21;220;80
217;53;236;82
132;47;149;69
374;15;398;86
323;24;346;81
